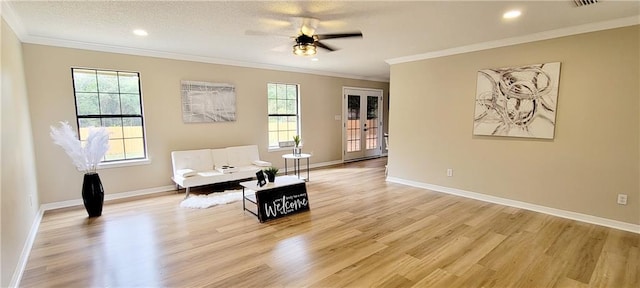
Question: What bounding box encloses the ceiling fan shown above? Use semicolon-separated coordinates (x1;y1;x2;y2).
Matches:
290;17;363;56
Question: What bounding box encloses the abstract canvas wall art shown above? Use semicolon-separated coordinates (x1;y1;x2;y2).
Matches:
181;81;236;123
473;62;561;139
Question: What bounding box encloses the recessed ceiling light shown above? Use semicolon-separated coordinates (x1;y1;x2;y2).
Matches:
133;29;148;36
503;10;521;19
311;58;319;62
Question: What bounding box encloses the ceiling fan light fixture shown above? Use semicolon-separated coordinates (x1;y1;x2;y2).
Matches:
293;43;317;56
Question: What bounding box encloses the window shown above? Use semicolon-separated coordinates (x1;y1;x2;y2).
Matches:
71;68;146;162
267;83;300;148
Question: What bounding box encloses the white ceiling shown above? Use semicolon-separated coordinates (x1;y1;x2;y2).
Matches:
3;1;639;82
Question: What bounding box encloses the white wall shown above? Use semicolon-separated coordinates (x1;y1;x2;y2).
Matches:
388;25;639;225
1;18;41;287
21;44;389;204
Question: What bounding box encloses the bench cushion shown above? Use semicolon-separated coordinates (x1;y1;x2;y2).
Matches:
227;145;260;166
175;168;197;177
211;148;228;169
171;149;213;172
171;145;271;191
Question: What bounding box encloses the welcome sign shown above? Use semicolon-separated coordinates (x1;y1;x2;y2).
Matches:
255;183;309;222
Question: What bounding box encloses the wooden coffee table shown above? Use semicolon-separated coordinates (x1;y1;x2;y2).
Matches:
240;176;310;222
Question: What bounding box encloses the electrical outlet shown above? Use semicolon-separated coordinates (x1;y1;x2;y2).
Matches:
617;194;627;205
447;168;453;177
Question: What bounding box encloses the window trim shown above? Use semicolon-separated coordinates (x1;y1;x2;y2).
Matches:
71;67;148;164
267;82;301;150
97;158;151;170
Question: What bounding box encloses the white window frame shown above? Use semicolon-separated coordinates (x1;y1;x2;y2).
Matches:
267;82;301;151
71;68;148;166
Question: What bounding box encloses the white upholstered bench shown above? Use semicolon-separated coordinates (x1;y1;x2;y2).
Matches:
171;145;271;198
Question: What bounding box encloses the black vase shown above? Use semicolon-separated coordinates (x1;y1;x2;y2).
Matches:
82;172;104;217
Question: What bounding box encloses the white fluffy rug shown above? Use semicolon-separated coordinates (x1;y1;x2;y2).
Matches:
180;190;252;209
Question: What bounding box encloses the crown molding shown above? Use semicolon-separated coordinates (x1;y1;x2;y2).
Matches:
1;0;27;38
19;34;389;83
1;0;388;83
386;15;640;65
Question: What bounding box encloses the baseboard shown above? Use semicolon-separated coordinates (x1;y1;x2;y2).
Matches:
275;160;342;176
104;185;177;201
386;177;640;234
309;160;343;169
343;156;384;163
39;163;346;212
39;161;343;211
9;207;45;288
40;185;176;212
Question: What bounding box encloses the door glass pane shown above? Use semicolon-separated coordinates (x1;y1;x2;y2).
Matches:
347;95;361;152
366;96;379;149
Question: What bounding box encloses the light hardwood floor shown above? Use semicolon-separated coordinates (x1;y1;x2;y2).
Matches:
22;158;639;287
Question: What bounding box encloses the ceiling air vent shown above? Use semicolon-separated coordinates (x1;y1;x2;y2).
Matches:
573;0;598;7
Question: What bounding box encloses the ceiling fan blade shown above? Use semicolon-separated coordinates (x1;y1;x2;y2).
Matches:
316;32;363;40
315;41;337;52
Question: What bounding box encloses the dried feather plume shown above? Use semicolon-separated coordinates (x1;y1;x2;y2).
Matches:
50;121;110;173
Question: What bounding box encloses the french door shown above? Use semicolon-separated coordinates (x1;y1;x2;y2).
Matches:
343;87;383;162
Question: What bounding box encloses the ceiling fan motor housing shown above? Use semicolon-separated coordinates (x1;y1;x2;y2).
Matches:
293;34;317;56
295;34;315;45
291;19;363;56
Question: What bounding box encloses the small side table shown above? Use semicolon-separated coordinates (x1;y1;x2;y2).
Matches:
282;153;311;181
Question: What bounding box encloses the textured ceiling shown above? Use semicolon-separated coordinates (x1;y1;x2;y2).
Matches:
4;1;640;81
